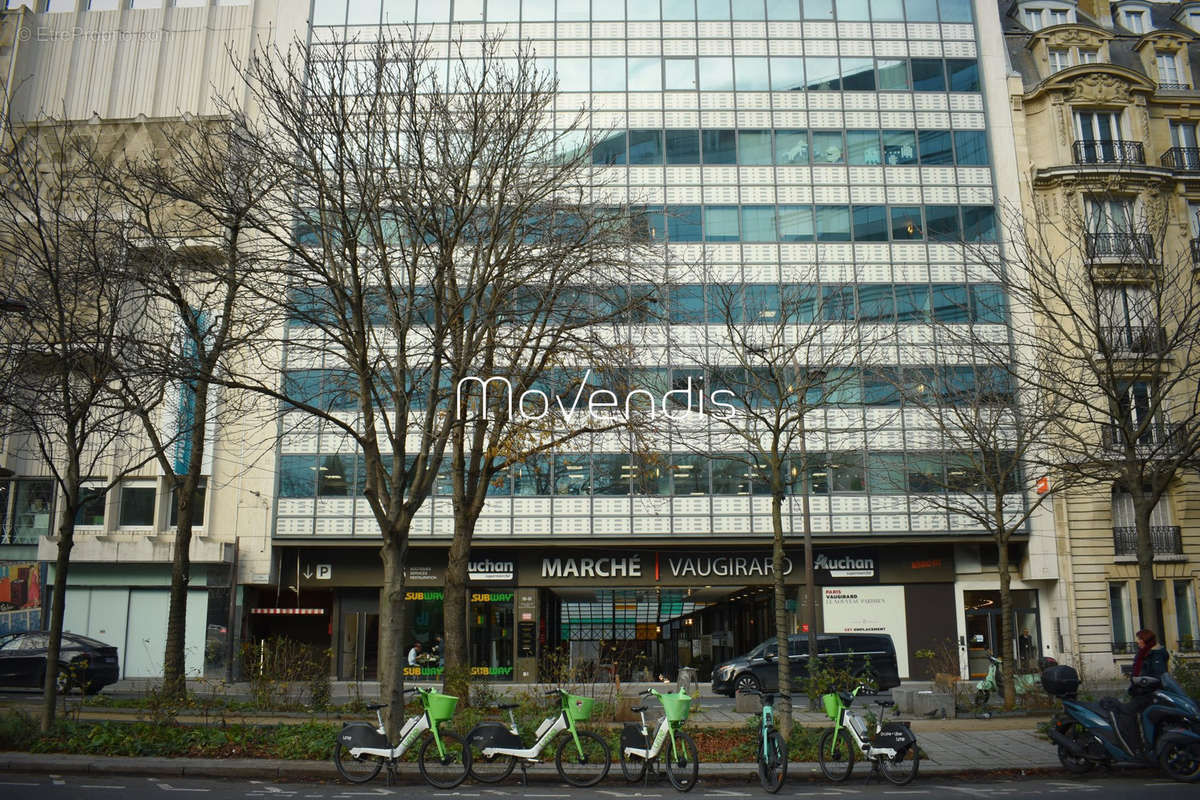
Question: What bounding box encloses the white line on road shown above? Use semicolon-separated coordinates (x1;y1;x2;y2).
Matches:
81;786;127;790
154;783;210;793
0;782;38;787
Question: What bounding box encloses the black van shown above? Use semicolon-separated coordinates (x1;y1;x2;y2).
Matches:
710;633;901;696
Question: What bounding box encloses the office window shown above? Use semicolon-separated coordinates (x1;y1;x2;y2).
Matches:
75;486;107;527
918;129;953;164
776;130;809;164
671;455;709;496
816;205;851;241
804;0;834;18
852;205;888;241
962;206;997;241
911;59;946;91
665;59;697;90
894;284;931;321
702;130;737;164
891;206;924;240
512;457;551;495
628;130;663;164
592;132;627;165
119;483;157;527
778;205;815;241
837;0;869;20
904;0;938;20
883;129;917;164
938;0;971;20
280;455;316;498
926;205;961;240
314;0;348;25
971;284;1007;324
699;58;735;91
669;285;706;323
698;0;731;18
555;58;590;91
628;58;662;91
665;130;700;164
954;130;989;165
932;284;970;323
858;284;895;322
592;454;631;496
667;205;702;241
770;58;806;91
557;0;589;19
806;58;841;91
867;453;907;492
822;285;857;321
593;58;627;92
553;455;590;496
1048;49;1071;73
766;0;801;19
704;206;740;241
344;0;379;23
169;479;207;527
877;60;909;90
840;58;876;91
735;58;771;91
662;0;695;18
846;130;881;165
711;457;750;495
486;0;519;20
738;130;773;165
870;0;903;20
741;206;777;241
812;131;844;163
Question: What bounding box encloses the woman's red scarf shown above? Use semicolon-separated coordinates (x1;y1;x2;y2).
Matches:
1132;642;1152;676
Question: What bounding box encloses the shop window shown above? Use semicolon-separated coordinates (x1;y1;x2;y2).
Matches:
168;479;207;527
118;482;156;527
734;57;770;91
770;58;806;92
74;485;106;527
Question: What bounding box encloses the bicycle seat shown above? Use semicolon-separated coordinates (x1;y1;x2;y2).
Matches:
838;691;855;705
496;703;519;710
366;703;388;711
631;705;648;713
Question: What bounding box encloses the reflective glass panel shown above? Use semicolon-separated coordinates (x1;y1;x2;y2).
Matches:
911;58;946;91
486;0;520;19
870;0;903;20
699;57;735;90
776;130;809;163
925;205;960;241
816;205;851;240
666;129;700;163
314;0;348;25
667;205;703;241
938;0;971;22
853;205;888;240
557;0;589;19
346;0;380;24
739;130;773;164
883;129;917;164
735;57;771;90
904;0;937;20
836;0;869;19
803;0;834;19
556;58;590;91
778;205;814;240
877;59;909;90
629;57;662;90
665;59;698;90
895;284;930;321
846;130;881;164
662;0;695;18
741;206;777;241
698;0;730;17
770;57;806;91
592;131;627;165
954;131;988;165
767;0;801;19
553;454;590;495
593;58;627;91
962;206;997;241
702;129;737;163
891;206;924;239
629;129;664;164
806;57;841;90
919;130;953;164
947;59;980;91
704;206;740;241
812;131;844;163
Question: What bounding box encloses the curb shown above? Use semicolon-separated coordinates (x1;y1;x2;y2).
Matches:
0;752;1067;783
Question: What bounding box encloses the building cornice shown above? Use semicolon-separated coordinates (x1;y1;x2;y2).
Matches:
1025;64;1157;104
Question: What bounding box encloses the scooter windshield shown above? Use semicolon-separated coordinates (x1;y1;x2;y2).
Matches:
1160;673;1200;716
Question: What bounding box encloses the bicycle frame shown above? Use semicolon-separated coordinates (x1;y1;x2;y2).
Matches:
622;707;680;763
760;698;775;750
828;692;902;762
478;694;584;761
346;704;447;761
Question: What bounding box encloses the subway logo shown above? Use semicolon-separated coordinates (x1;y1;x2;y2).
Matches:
470;592;514;603
405;591;444;601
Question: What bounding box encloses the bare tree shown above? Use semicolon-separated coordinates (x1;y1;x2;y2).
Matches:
0;121;164;730
885;273;1068;709
679;269;864;736
88;116;282;700
975;197;1200;642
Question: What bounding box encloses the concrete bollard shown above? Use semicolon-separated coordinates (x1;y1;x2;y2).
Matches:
734;690;761;713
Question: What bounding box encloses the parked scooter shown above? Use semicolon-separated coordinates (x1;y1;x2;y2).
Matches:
974;651;1056;710
1042;664;1200;783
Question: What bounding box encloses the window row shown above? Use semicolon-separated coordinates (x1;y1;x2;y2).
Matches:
282;363;1014;413
591;128;988;166
313;0;974;26
278;448;1016;499
631;204;997;243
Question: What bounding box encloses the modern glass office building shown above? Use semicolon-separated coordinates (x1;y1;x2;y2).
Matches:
256;0;1049;685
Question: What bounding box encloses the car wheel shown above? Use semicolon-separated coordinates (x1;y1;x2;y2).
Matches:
735;673;761;694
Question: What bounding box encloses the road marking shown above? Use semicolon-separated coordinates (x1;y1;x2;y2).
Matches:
155;784;210;793
81;786;127;790
0;782;38;787
703;792;751;797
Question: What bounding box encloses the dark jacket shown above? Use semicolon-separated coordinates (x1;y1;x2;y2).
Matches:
1135;645;1169;678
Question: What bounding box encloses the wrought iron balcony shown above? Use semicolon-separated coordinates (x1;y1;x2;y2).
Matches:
1192;238;1200;267
1111;641;1137;655
1157;82;1192;91
1101;325;1166;353
1072;139;1145;165
1113;525;1184;557
1160;147;1200;170
1085;232;1157;261
1101;422;1183;452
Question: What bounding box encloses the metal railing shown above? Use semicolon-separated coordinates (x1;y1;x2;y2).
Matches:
1101;422;1183;451
1160;147;1200;170
1085;232;1157;261
1111;641;1137;655
1100;325;1166;353
1191;238;1200;266
1113;525;1184;556
1157;82;1192;91
1072;139;1145;165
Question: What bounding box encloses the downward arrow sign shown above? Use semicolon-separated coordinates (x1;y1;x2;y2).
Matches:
302;566;313;579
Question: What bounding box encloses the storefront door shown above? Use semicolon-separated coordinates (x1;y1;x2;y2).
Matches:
963;590;1040;678
340;611;379;681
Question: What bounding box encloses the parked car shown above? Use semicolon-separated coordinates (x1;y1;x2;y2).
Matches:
711;633;901;696
0;631;119;694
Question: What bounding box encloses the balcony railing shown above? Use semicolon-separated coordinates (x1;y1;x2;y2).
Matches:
1113;525;1184;557
1072;139;1145;165
1085;232;1157;261
1157;82;1192;91
1192;238;1200;267
1101;325;1166;353
1160;147;1200;170
1111;641;1138;655
1101;422;1183;452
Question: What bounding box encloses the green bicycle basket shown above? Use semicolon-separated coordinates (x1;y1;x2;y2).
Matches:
821;692;842;722
657;690;692;723
565;693;594;722
424;691;459;723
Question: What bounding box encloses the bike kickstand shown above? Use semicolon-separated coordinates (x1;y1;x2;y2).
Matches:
385;761;396;787
519;762;529;786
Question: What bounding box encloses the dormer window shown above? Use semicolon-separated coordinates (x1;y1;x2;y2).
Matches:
1157;52;1185;87
1120;6;1149;33
1022;4;1073;30
1049;48;1072;72
1187;9;1200;33
1080;49;1100;64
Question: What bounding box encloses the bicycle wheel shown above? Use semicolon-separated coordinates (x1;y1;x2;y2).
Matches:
817;727;855;782
332;741;385;784
466;737;518;783
664;731;700;793
620;742;648;782
555;730;611;787
418;730;470;789
757;729;788;793
876;745;920;786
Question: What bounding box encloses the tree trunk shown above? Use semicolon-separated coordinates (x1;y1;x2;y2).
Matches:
771;489;792;738
997;531;1016;711
443;520;470;701
162;472;198;701
379;536;410;738
798;440;818;710
1134;502;1162;636
41;513;76;732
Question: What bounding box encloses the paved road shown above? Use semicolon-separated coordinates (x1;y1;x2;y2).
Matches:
0;772;1197;799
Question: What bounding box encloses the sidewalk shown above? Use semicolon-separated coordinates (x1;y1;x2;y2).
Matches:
0;728;1063;781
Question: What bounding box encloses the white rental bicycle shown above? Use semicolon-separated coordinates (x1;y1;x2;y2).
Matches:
466;688;611;787
333;687;469;788
818;685;920;786
619;687;700;792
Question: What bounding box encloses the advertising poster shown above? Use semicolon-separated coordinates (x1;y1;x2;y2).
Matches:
822;585;910;678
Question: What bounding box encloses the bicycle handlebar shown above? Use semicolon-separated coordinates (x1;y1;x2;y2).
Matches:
544;689;562;697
